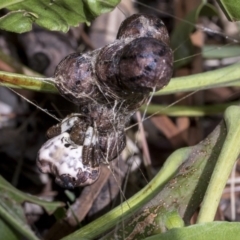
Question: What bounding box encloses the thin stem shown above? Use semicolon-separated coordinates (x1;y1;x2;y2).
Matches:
1;63;240;95
155;62;240;96
140;101;240;117
197;106;240;223
0;71;57;92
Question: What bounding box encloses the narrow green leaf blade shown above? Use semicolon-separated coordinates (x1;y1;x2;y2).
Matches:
0;176;64;214
0;218;21;240
0;197;39;240
0;71;57;92
144;222;240;240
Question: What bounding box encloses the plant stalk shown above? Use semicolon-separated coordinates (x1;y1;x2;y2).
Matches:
197;106;240;223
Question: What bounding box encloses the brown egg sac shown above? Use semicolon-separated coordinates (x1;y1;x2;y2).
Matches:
117;13;170;46
54;51;104;106
118;37;173;93
95;40;127;99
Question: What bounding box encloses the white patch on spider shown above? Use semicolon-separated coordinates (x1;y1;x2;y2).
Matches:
84;126;96;146
60;116;79;133
37;132;85;178
37;129;100;188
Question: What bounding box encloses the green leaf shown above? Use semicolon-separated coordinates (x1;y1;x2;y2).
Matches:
198;106;240;223
0;196;39;240
216;0;240;22
0;11;33;33
144;222;240;240
0;71;57;92
0;176;65;239
61;143;191;239
140;101;239;117
66;106;240;239
0;218;21;240
101;116;228;239
164;211;185;230
0;0;120;33
0;175;64;214
0;1;24;9
156;62;240;96
83;0;121;18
